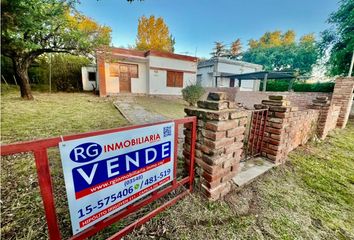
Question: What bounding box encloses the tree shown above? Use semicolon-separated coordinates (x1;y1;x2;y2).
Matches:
228;38;242;59
136;15;175;52
242;31;318;74
282;30;296;45
211;41;227;58
1;0;111;99
320;0;354;76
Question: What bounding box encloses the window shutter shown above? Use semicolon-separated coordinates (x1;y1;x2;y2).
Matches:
109;63;119;77
129;65;138;78
176;72;183;87
167;71;174;87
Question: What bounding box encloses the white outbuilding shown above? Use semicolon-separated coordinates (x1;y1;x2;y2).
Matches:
197;57;263;91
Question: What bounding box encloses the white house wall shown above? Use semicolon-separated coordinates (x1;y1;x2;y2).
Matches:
148;56;197;72
217;62;243;74
131;62;148;94
197;66;214;87
81;66;97;91
149;70;196;95
148;56;197;95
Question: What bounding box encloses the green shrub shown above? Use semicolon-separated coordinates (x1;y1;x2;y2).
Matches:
182;84;205;106
259;80;335;92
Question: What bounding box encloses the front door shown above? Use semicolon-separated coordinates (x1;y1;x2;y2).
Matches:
119;65;131;93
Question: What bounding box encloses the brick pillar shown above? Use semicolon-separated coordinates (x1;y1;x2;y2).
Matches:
183;92;247;201
97;52;107;97
332;77;354;128
260;95;292;165
312;96;333;139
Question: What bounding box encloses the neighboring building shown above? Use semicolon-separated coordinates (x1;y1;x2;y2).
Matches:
81;65;97;91
81;47;198;96
197;57;263;91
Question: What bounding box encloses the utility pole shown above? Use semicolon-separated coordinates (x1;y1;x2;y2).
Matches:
348;50;354;77
49;53;52;93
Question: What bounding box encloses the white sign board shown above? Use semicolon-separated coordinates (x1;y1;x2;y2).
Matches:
59;122;175;235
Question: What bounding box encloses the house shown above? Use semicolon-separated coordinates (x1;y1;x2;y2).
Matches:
197;57;263;91
81;47;198;96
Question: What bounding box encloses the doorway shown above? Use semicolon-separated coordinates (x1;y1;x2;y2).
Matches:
119;64;131;93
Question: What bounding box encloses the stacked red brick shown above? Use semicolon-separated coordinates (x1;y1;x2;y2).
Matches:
260;95;319;164
331;77;354;128
312;96;340;139
184;92;247;201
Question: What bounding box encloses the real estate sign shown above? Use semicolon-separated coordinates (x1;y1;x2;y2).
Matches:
59;122;175;235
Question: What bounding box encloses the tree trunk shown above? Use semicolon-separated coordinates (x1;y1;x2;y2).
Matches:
13;58;34;100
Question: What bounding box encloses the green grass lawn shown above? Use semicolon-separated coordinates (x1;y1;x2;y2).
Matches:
1;87;353;239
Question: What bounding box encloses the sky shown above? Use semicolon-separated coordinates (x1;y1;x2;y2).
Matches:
76;0;339;58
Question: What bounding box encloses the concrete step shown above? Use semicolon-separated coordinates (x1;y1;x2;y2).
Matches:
233;157;275;187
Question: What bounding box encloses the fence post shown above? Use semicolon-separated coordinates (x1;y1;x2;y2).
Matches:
311;96;340;139
183;92;248;201
259;95;292;165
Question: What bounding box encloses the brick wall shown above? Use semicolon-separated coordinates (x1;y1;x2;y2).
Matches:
331;77;354;128
184;92;248;200
235;91;332;109
260;96;319;164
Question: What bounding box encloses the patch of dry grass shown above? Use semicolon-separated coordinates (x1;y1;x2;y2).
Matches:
135;96;187;119
1;88;128;239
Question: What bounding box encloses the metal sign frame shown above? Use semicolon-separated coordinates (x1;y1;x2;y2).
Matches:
0;117;197;240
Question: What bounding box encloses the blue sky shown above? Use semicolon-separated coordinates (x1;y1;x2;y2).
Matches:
77;0;339;58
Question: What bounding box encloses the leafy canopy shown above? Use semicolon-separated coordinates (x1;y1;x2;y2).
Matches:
136;15;175;52
243;30;318;74
320;0;354;76
1;0;111;59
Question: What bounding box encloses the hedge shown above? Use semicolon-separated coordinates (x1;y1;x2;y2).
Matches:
259;80;335;92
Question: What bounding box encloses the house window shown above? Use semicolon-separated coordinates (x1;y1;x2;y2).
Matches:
167;71;183;88
88;72;96;82
129;64;138;78
109;63;119;77
110;63;138;78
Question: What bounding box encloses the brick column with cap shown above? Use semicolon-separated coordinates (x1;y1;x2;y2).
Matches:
331;77;354;128
312;96;341;139
183;92;248;201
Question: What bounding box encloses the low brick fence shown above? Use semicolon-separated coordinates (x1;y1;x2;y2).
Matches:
185;77;354;201
260;96;319;164
235;91;332;109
